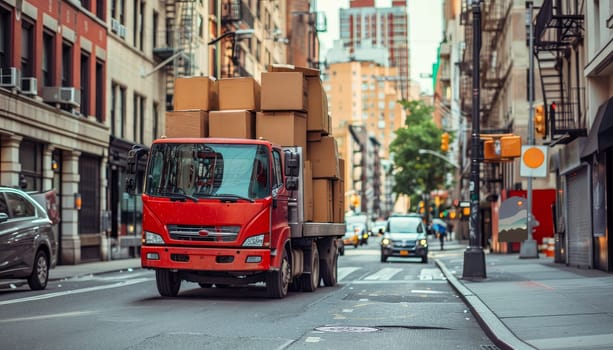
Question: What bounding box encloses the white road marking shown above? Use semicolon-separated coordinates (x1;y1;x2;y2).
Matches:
305;337;320;343
410;289;447;294
364;267;403;280
337;267;360;281
0;278;152;306
0;311;96;323
419;268;445;280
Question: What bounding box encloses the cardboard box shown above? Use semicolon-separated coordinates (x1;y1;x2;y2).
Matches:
303;160;313;222
306;77;329;132
261;72;308;111
333;179;345;223
307;131;323;142
307;136;340;179
165;110;209;138
218;77;260;111
256;111;307;153
209;110;255;138
313;179;333;223
338;158;345;182
174;77;218;111
267;64;320;77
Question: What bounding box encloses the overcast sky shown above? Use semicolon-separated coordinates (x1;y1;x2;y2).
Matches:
315;0;443;95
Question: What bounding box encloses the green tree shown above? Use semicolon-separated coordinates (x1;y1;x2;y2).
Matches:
389;100;455;211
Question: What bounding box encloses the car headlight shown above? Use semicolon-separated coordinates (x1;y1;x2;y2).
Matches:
145;231;165;245
419;239;428;247
243;234;265;247
381;238;391;246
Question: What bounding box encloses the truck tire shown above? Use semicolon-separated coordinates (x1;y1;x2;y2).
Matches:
320;252;338;287
267;249;291;298
156;270;181;297
299;244;320;292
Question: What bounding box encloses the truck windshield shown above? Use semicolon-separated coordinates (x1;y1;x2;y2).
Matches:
145;143;271;200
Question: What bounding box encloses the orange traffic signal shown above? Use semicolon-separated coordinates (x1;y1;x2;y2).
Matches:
534;104;546;137
440;132;450;152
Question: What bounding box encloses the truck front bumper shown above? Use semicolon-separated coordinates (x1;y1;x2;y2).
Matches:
141;245;271;272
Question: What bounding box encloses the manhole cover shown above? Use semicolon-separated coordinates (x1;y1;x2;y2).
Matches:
314;326;379;333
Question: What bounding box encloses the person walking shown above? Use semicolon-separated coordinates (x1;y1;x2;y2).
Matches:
432;219;447;250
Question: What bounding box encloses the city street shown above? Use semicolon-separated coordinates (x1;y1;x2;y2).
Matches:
0;237;496;350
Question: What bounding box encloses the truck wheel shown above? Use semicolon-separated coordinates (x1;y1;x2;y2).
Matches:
320;252;338;287
299;244;320;292
27;250;49;290
267;249;291;298
156;270;181;297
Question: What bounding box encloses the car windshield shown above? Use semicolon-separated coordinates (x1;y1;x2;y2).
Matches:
388;217;422;233
345;215;368;232
145;143;271;200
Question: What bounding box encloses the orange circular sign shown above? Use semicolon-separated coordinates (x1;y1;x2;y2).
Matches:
523;147;545;168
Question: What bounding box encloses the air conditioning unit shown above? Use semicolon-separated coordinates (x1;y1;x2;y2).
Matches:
20;77;37;95
118;24;127;38
111;18;120;33
0;67;20;88
42;86;81;107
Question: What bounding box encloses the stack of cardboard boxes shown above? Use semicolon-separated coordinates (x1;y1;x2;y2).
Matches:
166;65;344;224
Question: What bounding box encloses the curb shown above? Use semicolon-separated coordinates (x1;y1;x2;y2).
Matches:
435;259;537;350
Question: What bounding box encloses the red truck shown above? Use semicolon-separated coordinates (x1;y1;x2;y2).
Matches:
126;137;344;298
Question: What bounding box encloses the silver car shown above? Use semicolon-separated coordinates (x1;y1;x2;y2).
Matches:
0;187;58;290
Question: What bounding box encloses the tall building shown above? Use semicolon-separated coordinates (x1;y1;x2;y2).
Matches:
324;57;406;218
339;0;410;99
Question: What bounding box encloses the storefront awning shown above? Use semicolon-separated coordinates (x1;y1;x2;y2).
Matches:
581;96;613;159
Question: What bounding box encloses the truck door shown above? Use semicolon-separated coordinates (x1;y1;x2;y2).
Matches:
271;149;288;237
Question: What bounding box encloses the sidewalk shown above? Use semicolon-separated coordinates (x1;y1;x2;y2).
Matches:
435;242;613;350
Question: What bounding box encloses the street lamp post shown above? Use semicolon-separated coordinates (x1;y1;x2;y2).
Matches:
418;149;460;169
207;29;254;78
463;0;486;279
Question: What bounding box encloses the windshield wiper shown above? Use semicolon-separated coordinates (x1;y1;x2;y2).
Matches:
165;192;198;202
208;193;255;203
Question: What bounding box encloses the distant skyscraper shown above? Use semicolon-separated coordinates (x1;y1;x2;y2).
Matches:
339;0;410;99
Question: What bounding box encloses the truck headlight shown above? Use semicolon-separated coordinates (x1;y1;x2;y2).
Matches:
145;231;165;245
243;234;265;247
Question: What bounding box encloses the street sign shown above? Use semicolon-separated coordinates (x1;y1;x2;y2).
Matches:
520;145;547;177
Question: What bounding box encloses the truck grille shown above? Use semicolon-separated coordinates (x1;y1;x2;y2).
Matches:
167;225;240;242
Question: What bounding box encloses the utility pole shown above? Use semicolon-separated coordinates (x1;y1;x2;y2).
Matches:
463;0;486;279
520;0;539;258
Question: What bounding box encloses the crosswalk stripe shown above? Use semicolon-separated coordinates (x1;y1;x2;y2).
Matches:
337;267;360;281
364;267;403;280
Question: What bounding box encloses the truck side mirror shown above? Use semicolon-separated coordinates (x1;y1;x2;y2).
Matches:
285;176;299;191
284;150;300;177
126;145;146;195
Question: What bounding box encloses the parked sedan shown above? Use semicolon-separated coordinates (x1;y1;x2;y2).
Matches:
0;187;58;290
380;214;428;263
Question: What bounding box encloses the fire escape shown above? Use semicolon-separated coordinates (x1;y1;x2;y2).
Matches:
533;0;586;144
153;0;197;111
219;0;254;77
348;125;382;218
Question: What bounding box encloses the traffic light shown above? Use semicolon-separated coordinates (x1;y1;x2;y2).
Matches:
534;104;546;137
419;200;425;214
351;194;360;209
440;132;450;152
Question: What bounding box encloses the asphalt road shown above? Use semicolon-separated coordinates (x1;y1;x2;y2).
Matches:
0;236;497;350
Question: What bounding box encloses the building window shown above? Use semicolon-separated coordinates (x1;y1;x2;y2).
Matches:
61;41;73;87
198;15;204;38
82;0;91;12
152;102;159;139
19;140;43;191
96;0;105;20
152;10;158;50
0;7;11;67
139;1;145;51
133;93;145;143
21;18;34;77
42;30;55;87
95;60;104;122
80;51;91;116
